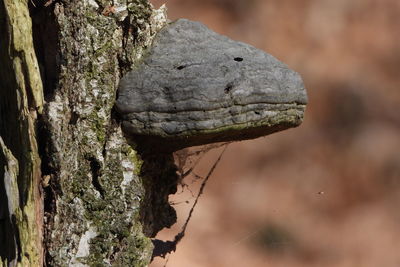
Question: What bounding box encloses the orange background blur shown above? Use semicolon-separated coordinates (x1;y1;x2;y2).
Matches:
149;1;400;266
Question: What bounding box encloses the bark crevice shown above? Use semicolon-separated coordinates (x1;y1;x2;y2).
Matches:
29;1;60;102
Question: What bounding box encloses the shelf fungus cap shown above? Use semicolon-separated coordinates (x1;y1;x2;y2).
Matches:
116;19;307;151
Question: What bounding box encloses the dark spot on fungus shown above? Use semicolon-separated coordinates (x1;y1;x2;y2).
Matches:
234;57;243;62
176;65;186;70
224;84;233;94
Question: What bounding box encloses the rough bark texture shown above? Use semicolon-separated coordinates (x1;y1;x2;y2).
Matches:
0;0;44;265
37;1;167;266
1;0;169;266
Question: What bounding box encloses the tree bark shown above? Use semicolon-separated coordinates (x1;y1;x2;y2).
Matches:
1;0;168;266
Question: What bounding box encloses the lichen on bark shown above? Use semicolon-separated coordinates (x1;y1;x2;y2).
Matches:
33;0;168;265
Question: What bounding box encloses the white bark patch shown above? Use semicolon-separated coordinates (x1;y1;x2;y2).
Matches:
0;137;19;217
114;4;128;21
121;158;134;194
151;4;167;29
4;170;19;217
70;226;98;266
87;0;99;9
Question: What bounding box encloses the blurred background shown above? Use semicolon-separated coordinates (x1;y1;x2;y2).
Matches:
149;0;400;266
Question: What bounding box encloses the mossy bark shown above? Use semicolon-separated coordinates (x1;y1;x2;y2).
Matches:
1;0;168;266
0;0;44;265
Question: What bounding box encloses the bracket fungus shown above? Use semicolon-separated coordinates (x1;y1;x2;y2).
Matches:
116;19;307;151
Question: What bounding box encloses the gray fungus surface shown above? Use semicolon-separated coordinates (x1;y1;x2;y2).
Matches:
116;19;307;151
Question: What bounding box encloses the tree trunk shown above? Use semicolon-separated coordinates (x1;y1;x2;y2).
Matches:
0;0;168;266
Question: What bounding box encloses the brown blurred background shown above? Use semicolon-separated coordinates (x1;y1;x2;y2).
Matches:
149;0;400;266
